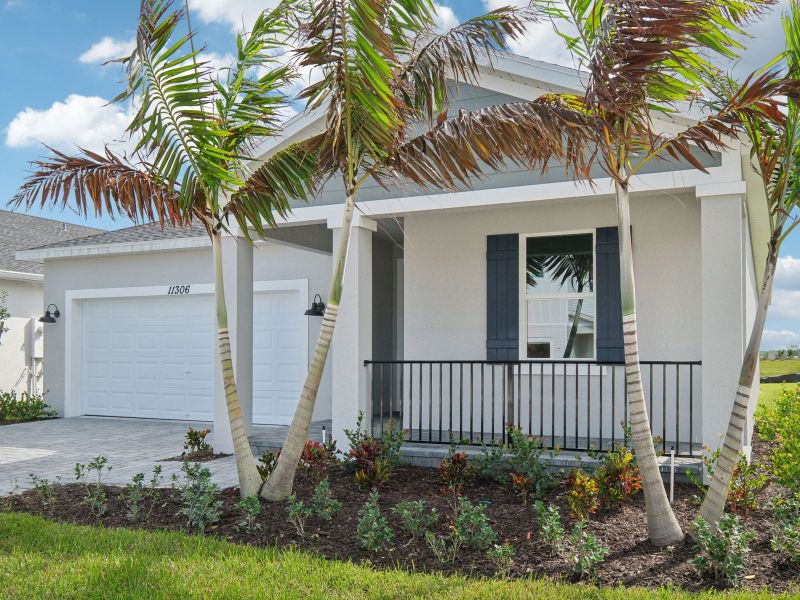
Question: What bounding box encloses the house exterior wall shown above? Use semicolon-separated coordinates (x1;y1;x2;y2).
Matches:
400;192;704;448
0;279;43;393
41;242;332;422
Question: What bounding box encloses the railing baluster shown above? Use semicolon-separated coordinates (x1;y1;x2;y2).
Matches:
480;365;485;444
690;364;695;456
419;362;424;443
611;366;616;450
408;363;413;441
459;363;464;442
675;364;680;455
491;364;496;444
574;363;579;449
599;364;604;450
469;363;474;444
587;362;591;450
662;363;667;456
438;363;443;443
528;362;533;437
551;362;555;449
428;363;433;443
449;363;453;441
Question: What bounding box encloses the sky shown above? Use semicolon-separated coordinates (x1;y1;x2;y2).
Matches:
0;0;798;349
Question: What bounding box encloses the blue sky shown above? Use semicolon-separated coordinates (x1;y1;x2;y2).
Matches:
1;0;798;348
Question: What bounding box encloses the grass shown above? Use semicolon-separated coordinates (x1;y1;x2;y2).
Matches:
0;514;798;599
759;383;786;413
760;359;800;378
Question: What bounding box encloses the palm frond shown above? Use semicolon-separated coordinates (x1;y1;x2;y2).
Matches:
376;96;599;190
397;6;536;121
229;139;321;236
9;147;190;228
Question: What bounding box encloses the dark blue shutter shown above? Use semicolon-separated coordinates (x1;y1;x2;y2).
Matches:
595;227;624;362
486;234;519;360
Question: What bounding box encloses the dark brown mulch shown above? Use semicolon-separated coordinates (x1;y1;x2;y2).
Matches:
160;452;231;463
0;417;57;426
7;441;800;594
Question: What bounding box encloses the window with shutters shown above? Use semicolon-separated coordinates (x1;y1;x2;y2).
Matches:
522;232;595;360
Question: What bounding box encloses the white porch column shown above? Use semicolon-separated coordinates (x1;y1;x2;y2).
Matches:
698;183;748;458
328;215;376;448
213;230;254;453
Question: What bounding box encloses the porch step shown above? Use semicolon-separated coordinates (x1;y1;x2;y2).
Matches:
399;442;703;482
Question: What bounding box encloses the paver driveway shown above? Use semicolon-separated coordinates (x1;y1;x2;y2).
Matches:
0;417;239;495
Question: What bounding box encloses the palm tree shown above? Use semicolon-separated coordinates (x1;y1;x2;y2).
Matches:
10;0;316;498
259;0;603;501
698;1;800;527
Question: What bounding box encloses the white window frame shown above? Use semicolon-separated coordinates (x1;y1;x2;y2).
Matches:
518;229;597;363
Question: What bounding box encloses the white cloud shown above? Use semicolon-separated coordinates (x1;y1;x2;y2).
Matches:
762;329;800;350
5;94;133;154
768;289;800;321
434;3;459;32
189;0;276;32
775;255;800;290
79;36;135;64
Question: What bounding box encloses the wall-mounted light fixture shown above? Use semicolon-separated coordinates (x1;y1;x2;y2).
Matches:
304;294;325;317
39;304;61;324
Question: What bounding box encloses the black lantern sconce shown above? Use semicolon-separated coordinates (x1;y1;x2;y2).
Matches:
304;294;325;317
39;304;61;324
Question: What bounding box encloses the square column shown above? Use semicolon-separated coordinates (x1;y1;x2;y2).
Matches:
699;186;748;458
328;215;376;447
213;231;254;453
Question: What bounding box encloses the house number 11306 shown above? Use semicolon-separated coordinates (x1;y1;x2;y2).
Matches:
167;285;191;295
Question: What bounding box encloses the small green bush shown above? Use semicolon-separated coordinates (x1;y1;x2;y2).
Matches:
455;497;496;550
534;501;565;553
175;461;222;533
0;390;57;423
257;450;280;482
356;491;393;552
771;495;800;564
690;515;752;586
122;465;163;522
506;426;559;500
74;456;111;517
756;385;800;493
487;542;515;577
183;428;213;459
310;478;342;522
286;493;312;538
392;499;438;538
563;521;609;579
472;441;507;483
235;496;261;533
687;447;769;515
344;413;404;489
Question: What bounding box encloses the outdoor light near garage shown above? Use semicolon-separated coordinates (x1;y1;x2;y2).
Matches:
38;304;60;324
304;294;325;317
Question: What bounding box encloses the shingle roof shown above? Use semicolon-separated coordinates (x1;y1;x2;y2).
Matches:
0;211;102;275
31;221;207;251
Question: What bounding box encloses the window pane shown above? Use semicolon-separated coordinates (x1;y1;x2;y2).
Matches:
526;234;593;295
526;298;595;359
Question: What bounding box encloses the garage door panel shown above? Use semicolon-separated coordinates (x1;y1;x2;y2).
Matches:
81;295;214;421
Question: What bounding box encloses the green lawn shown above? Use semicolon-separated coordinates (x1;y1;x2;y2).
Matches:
0;514;797;599
760;359;800;378
759;383;786;413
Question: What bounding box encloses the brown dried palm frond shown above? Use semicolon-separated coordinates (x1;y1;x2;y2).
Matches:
10;147;193;229
377;96;600;190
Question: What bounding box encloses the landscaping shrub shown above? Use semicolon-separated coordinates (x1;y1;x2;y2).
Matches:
770;494;800;564
356;491;393;552
344;413;404;489
472;441;507;483
563;521;609;580
563;469;599;520
183;427;213;459
235;496;261;533
487;542;516;577
439;446;473;511
534;501;565;554
690;515;752;587
0;390;57;423
121;465;163;522
593;445;642;508
310;478;342;522
300;441;339;482
392;500;438;539
688;447;770;515
756;385;800;493
257;450;280;482
175;461;222;533
286;493;312;538
506;426;560;500
28;474;55;508
74;456;111;517
454;497;496;550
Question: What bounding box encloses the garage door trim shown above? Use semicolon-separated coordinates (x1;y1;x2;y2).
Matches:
64;280;309;419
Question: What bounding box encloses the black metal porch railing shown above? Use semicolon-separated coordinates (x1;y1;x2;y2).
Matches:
365;360;701;457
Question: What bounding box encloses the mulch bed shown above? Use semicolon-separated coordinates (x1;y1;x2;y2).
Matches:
5;438;799;592
160;452;231;463
0;417;56;426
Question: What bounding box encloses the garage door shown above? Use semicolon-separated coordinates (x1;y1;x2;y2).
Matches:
82;295;215;420
252;290;305;425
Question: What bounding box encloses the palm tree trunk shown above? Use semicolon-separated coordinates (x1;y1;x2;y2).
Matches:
211;232;262;498
699;248;777;526
261;191;356;501
615;181;684;546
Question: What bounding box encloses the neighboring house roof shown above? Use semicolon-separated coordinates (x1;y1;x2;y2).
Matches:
31;221;207;251
0;211;101;277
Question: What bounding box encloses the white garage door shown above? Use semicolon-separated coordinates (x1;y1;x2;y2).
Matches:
82;295;215;420
252;290;305;425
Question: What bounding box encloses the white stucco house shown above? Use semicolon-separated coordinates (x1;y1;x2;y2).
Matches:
16;56;767;461
0;211;99;396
